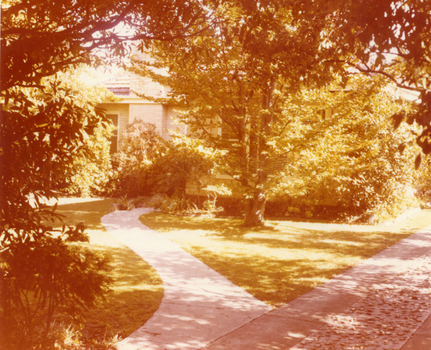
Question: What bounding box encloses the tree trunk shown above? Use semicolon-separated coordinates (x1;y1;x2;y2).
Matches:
244;188;266;226
242;86;273;226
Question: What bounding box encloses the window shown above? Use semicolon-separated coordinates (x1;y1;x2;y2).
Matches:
221;119;237;140
107;114;118;153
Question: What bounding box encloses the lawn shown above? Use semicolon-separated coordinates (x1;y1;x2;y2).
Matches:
50;198;164;347
140;209;431;308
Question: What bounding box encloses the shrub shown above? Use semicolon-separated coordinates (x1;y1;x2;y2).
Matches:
108;121;167;197
146;193;167;210
201;196;244;217
149;135;218;198
1;68;115;349
272;75;422;223
108;123;218;203
0;217;111;350
159;195;198;215
110;196;136;211
416;159;431;204
61;121;113;197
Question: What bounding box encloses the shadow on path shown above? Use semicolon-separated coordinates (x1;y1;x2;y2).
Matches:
202;226;431;350
101;208;272;350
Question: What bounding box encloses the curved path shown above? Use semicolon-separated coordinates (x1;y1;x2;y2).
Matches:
101;208;272;350
102;208;431;350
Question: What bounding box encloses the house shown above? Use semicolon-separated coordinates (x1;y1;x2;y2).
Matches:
99;52;184;153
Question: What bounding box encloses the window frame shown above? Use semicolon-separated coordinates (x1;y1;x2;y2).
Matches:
107;114;119;153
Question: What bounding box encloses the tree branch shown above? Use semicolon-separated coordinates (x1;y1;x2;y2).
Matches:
325;59;429;93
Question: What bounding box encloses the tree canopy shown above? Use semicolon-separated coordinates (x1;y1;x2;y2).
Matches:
328;0;431;156
130;0;425;225
0;68;114;241
1;0;214;227
129;2;348;225
0;2;429;344
1;0;210;91
277;75;420;222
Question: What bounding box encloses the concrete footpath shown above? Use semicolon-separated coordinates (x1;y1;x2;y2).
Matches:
101;209;272;350
102;208;431;350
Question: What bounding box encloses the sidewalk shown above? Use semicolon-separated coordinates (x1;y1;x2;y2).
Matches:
102;208;431;350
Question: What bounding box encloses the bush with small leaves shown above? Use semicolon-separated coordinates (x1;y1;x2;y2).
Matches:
108;121;167;197
149;135;218;198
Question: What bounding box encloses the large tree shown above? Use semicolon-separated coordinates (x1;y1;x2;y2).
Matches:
131;0;427;225
130;1;345;225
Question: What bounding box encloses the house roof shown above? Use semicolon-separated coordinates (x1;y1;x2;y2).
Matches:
101;72;167;100
102;74;131;96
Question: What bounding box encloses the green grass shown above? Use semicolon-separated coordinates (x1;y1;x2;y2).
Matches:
140;209;431;308
50;198;164;345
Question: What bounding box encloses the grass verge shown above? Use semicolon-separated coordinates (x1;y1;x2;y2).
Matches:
140;209;431;308
51;198;163;347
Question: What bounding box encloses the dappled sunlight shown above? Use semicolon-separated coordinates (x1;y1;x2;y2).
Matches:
43;198;165;344
293;249;431;350
185;247;353;307
78;243;164;343
319;238;363;246
141;210;431;308
103;208;272;349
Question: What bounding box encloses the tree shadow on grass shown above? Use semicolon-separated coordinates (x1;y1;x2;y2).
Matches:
146;211;413;257
78;244;164;344
189;246;351;307
214;224;278;238
48;199;113;230
213;228;412;259
141;210;431;308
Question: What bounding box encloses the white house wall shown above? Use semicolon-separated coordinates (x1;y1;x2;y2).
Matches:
163;105;185;138
129;103;164;134
101;66;182;142
100;100;184;143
